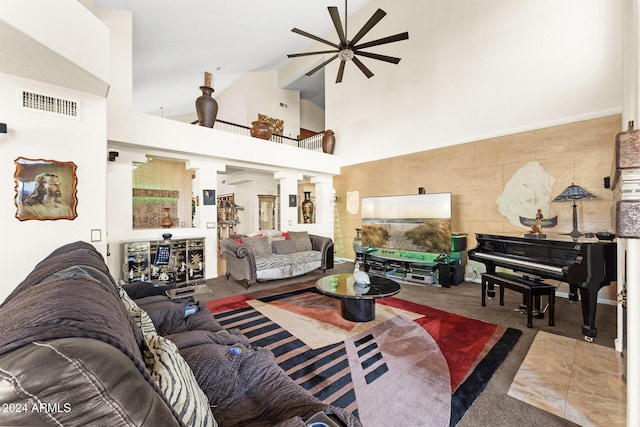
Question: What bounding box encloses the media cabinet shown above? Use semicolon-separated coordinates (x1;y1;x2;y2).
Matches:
362;247;467;287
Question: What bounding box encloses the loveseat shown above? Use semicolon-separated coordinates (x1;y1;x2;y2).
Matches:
0;241;359;427
220;230;334;288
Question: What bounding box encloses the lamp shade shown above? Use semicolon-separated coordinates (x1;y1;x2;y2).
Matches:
552;183;597;202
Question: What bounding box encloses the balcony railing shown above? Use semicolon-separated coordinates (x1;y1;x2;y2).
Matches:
192;119;325;152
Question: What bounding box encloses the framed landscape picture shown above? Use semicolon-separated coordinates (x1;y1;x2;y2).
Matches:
14;157;78;221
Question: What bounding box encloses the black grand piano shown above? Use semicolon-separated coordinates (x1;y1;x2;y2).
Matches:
469;233;617;341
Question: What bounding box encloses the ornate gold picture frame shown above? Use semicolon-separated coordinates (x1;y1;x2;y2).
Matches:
14;157;78;221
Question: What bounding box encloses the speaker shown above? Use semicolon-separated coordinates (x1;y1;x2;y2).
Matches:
451;234;467;252
438;263;465;287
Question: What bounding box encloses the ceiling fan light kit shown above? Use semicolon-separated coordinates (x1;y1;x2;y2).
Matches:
287;1;409;83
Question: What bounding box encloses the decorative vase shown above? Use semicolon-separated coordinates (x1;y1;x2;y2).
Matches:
322;129;335;154
160;207;173;228
250;120;272;140
353;228;363;261
301;191;314;224
195;86;218;128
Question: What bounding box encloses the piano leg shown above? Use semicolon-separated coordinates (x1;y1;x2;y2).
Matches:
579;287;597;342
568;283;580;302
486;266;496;298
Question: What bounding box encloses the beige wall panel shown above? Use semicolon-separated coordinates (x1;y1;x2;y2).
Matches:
475;131;536;167
451;165;504;195
333;115;620;304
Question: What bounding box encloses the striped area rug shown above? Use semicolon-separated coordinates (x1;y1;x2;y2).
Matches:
207;283;521;427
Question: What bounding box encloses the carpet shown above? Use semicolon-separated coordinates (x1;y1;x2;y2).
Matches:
206;282;521;427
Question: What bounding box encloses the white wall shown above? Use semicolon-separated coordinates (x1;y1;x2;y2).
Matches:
300;100;325;133
216;71;301;138
0;0;109;97
0;73;108;301
94;7;132;110
292;0;623;165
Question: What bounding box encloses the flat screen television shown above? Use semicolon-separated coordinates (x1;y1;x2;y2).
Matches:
361;193;452;254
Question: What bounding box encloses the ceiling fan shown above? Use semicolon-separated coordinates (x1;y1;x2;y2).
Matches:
287;1;409;83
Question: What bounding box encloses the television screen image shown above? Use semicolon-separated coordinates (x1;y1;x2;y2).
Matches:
361;193;452;254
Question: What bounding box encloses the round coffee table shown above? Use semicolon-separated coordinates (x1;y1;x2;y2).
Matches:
315;273;401;322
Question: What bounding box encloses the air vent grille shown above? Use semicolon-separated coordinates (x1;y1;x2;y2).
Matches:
21;91;79;118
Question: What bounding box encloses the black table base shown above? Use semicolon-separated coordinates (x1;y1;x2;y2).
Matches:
341;298;376;322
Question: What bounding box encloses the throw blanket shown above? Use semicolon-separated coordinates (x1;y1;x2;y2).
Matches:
169;329;360;427
0;243;186;426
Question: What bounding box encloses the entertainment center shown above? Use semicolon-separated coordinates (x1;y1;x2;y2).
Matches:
359;192;467;286
362;236;467;287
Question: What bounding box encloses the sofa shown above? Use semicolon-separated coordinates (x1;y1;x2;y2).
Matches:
220;230;334;288
0;241;359;427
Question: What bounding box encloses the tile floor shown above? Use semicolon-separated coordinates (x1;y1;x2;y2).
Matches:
508;331;626;426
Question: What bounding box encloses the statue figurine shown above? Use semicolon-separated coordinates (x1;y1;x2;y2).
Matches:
520;208;557;239
531;209;544;235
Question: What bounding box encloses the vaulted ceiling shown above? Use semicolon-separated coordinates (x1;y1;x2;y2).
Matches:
92;0;372;117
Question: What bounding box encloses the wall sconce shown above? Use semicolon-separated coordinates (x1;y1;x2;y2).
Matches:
0;123;7;133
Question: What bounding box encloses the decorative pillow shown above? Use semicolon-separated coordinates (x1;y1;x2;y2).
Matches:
118;286;157;336
272;239;299;255
242;236;272;257
287;231;313;252
144;335;217;427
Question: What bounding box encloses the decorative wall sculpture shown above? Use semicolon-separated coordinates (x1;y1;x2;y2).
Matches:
497;161;556;227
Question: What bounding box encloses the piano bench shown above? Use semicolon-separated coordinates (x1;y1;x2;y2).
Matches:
481;272;556;328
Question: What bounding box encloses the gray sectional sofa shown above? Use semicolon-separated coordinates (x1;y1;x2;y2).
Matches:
219;230;334;288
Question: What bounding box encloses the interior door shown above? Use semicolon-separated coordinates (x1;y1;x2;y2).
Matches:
258;195;277;230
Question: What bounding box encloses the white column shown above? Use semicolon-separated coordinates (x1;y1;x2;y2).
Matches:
274;172;303;231
187;159;226;280
623;1;640;425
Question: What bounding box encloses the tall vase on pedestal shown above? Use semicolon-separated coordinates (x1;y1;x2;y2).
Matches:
196;86;218;127
195;71;218;128
353;228;363;261
301;191;314;224
322;129;336;154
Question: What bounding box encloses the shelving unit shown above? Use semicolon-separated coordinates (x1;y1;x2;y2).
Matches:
217;193;240;239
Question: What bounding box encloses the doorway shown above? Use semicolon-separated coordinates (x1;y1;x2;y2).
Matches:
258;195;277;230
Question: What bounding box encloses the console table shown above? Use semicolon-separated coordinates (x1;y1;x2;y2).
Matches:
121;237;205;286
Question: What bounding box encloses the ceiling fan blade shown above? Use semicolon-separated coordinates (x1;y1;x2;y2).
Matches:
354;32;409;50
287;50;338;58
328;6;347;46
292;28;339;49
354;50;401;64
349;9;387;46
352;57;374;79
336;60;346;83
306;54;339;76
